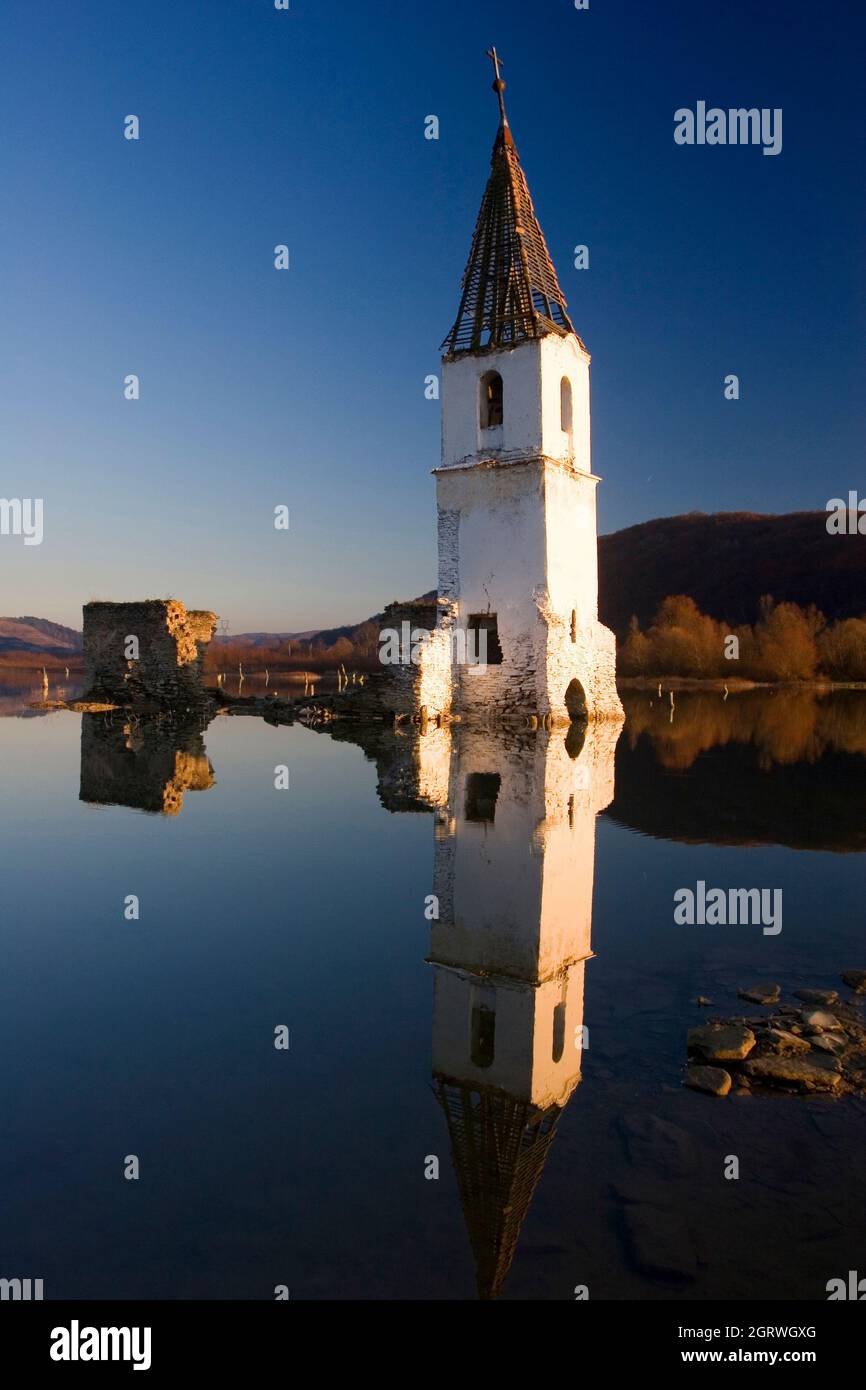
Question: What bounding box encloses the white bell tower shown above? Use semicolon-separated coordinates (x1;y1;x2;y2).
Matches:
433;51;622;726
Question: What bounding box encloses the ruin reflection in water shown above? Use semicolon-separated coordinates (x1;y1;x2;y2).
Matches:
79;712;215;816
31;682;866;848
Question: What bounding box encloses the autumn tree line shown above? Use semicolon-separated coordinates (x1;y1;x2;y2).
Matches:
199;596;866;684
204;621;381;676
619;595;866;682
7;596;865;684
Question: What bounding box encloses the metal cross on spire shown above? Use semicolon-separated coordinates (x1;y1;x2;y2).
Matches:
486;46;508;127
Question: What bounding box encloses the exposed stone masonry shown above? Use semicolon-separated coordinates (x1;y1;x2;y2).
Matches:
83;600;216;706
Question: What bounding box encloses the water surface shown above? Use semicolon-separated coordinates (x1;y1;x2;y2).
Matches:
0;686;863;1299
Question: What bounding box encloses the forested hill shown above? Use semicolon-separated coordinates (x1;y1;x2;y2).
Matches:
598;511;866;635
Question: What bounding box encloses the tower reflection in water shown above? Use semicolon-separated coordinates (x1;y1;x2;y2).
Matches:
420;720;619;1299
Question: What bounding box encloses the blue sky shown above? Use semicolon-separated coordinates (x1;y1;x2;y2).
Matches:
0;0;863;632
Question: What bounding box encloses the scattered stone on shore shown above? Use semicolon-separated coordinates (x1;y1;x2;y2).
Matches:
743;1055;842;1091
800;1009;843;1032
35;699;120;714
684;1065;732;1097
738;983;781;1006
765;1028;811;1055
842;970;866;995
683;983;866;1097
687;1024;756;1062
795;988;839;1005
808;1051;844;1074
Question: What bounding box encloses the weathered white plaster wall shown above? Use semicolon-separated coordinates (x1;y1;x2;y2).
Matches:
435;458;546;720
442;341;544;468
433;454;622;724
441;334;591;472
538;334;591;471
543;457;599;631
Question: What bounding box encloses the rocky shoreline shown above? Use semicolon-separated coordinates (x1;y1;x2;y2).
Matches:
685;972;866;1097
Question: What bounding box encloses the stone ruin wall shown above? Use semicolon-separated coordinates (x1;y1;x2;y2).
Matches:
83;600;217;705
322;598;454;723
449;619;543;726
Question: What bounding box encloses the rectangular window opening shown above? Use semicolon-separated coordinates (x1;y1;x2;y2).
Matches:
467;613;503;665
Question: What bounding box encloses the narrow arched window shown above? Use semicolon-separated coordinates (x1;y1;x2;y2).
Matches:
560;376;573;435
480;371;503;429
570;609;577;643
552;1002;566;1063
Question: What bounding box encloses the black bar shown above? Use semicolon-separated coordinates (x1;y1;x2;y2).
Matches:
2;1298;861;1375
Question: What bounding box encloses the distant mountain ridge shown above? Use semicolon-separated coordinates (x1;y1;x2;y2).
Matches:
0;616;82;656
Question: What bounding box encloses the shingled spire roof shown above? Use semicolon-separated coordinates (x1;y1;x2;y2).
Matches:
441;49;576;357
435;1079;564;1301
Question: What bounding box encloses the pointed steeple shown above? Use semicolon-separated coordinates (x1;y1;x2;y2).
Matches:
442;50;577;357
434;1079;566;1301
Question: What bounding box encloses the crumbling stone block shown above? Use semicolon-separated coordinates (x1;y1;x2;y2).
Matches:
82;600;216;705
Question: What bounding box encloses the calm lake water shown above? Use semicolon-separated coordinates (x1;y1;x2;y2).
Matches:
1;678;864;1300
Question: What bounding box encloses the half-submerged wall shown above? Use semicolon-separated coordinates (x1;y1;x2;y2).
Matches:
82;600;216;705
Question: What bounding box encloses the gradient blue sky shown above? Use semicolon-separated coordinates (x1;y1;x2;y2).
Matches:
1;0;863;632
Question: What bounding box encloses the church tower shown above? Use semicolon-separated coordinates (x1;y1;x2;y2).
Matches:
434;53;622;726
